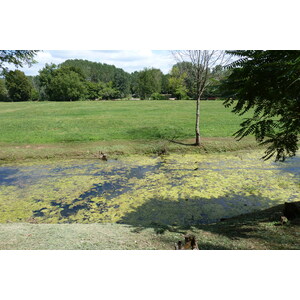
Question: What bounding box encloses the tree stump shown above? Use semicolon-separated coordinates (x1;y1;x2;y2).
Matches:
174;234;199;250
280;216;288;225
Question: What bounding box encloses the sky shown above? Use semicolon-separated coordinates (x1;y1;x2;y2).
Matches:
12;50;176;76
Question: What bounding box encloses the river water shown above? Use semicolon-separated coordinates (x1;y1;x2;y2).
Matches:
0;151;299;226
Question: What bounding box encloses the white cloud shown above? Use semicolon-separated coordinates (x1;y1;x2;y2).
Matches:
10;50;176;75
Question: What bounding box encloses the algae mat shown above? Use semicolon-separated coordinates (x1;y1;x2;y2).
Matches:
0;151;299;226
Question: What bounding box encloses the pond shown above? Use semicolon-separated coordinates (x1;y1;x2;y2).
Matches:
0;151;299;226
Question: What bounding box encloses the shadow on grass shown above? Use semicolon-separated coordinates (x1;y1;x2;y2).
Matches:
118;194;300;249
200;243;232;250
203;202;300;233
168;139;197;146
126;126;187;140
191;203;300;249
117;193;276;233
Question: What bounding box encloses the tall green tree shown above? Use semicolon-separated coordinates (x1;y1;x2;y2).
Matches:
161;74;171;94
137;68;163;99
61;59;131;98
222;50;300;161
5;70;33;101
37;63;57;100
171;61;197;99
47;67;86;101
0;50;39;74
130;71;140;96
38;65;86;101
168;66;188;99
113;68;130;98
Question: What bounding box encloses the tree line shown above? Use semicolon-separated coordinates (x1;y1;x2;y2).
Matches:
0;58;230;102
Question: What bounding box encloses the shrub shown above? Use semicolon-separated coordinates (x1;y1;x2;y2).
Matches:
150;93;168;100
30;88;40;101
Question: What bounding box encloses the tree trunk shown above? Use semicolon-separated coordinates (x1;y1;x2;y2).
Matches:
195;94;201;146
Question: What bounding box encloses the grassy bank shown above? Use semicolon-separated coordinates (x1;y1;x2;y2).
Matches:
1;203;299;250
0;101;248;143
0;100;259;161
0;137;260;162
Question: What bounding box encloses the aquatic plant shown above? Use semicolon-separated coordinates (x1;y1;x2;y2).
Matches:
0;151;299;225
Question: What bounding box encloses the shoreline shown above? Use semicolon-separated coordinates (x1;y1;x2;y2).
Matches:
0;136;260;163
0;203;299;250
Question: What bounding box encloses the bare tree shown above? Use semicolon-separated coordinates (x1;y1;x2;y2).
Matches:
172;50;229;146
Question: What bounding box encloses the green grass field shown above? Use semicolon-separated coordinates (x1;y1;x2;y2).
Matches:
0;100;248;143
0;100;259;160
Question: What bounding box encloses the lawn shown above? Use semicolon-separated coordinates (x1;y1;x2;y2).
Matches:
0;100;248;144
0;100;259;160
1;203;299;250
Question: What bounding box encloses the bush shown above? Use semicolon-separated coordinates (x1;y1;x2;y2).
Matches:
30;88;40;101
85;81;118;100
150;93;168;100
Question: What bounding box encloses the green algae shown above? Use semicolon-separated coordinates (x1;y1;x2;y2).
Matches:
0;151;299;225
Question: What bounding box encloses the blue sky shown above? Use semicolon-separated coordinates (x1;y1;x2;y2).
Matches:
14;50;176;76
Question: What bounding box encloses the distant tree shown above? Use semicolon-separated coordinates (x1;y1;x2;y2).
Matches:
0;50;39;74
60;59;131;98
113;68;131;98
203;64;231;98
61;59;115;83
161;74;171;94
100;82;118;100
85;81;118;100
171;61;197;99
28;75;43;100
137;68;163;99
172;50;229;145
5;70;33;101
0;78;9;101
37;63;57;100
168;66;189;99
30;88;39;101
85;81;101;100
48;69;86;101
130;71;140;96
37;65;87;101
222;50;300;161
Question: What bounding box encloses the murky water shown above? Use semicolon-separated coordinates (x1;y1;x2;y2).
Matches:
0;151;299;226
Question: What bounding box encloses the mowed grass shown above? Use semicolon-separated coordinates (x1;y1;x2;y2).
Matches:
1;204;299;250
0;100;249;144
